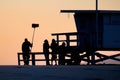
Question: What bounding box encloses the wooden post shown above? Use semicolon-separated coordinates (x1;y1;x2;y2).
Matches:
91;51;96;65
32;53;35;65
66;34;70;47
56;35;59;45
18;53;20;65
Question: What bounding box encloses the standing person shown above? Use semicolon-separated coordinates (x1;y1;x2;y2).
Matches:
22;38;32;65
43;39;50;65
50;39;58;65
58;42;66;65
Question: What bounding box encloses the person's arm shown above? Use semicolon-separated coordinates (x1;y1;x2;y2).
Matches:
29;42;33;48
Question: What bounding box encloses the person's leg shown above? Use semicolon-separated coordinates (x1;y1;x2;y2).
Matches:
26;54;30;65
23;54;27;65
51;54;54;65
55;54;57;65
44;54;47;65
45;54;50;65
51;60;53;65
55;60;57;65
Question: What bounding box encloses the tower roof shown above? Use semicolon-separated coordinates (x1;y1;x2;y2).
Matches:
61;10;120;14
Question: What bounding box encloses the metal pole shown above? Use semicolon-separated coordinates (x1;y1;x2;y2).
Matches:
92;0;98;65
96;0;98;49
96;0;98;48
96;0;98;11
31;23;39;52
31;28;36;51
32;28;35;44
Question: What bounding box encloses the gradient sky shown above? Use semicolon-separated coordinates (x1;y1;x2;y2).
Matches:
0;0;120;65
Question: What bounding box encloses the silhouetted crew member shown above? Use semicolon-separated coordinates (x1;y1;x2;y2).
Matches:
43;39;50;65
58;42;66;65
22;38;32;65
50;39;58;65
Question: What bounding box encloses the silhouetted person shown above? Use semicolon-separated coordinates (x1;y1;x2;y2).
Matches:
50;39;58;65
43;39;50;65
22;38;32;65
58;42;66;65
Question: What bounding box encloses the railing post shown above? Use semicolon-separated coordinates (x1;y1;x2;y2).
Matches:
32;53;35;65
66;34;70;47
18;53;20;65
91;51;95;65
56;35;59;45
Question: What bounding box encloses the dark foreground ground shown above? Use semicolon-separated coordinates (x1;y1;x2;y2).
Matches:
0;65;120;80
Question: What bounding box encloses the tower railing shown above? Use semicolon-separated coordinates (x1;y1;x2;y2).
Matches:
52;32;79;47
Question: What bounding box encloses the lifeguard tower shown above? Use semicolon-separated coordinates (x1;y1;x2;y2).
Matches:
51;0;120;65
52;10;120;65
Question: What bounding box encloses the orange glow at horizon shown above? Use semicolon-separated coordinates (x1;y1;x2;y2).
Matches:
0;0;120;65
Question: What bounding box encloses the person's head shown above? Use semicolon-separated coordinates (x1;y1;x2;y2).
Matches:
52;39;55;43
25;38;28;42
44;39;48;43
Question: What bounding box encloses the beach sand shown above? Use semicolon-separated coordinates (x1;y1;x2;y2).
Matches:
0;65;120;80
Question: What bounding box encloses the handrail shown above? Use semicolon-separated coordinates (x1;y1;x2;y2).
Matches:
18;52;48;65
52;32;79;47
17;52;72;66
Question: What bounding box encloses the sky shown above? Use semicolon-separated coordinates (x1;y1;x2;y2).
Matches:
0;0;120;65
